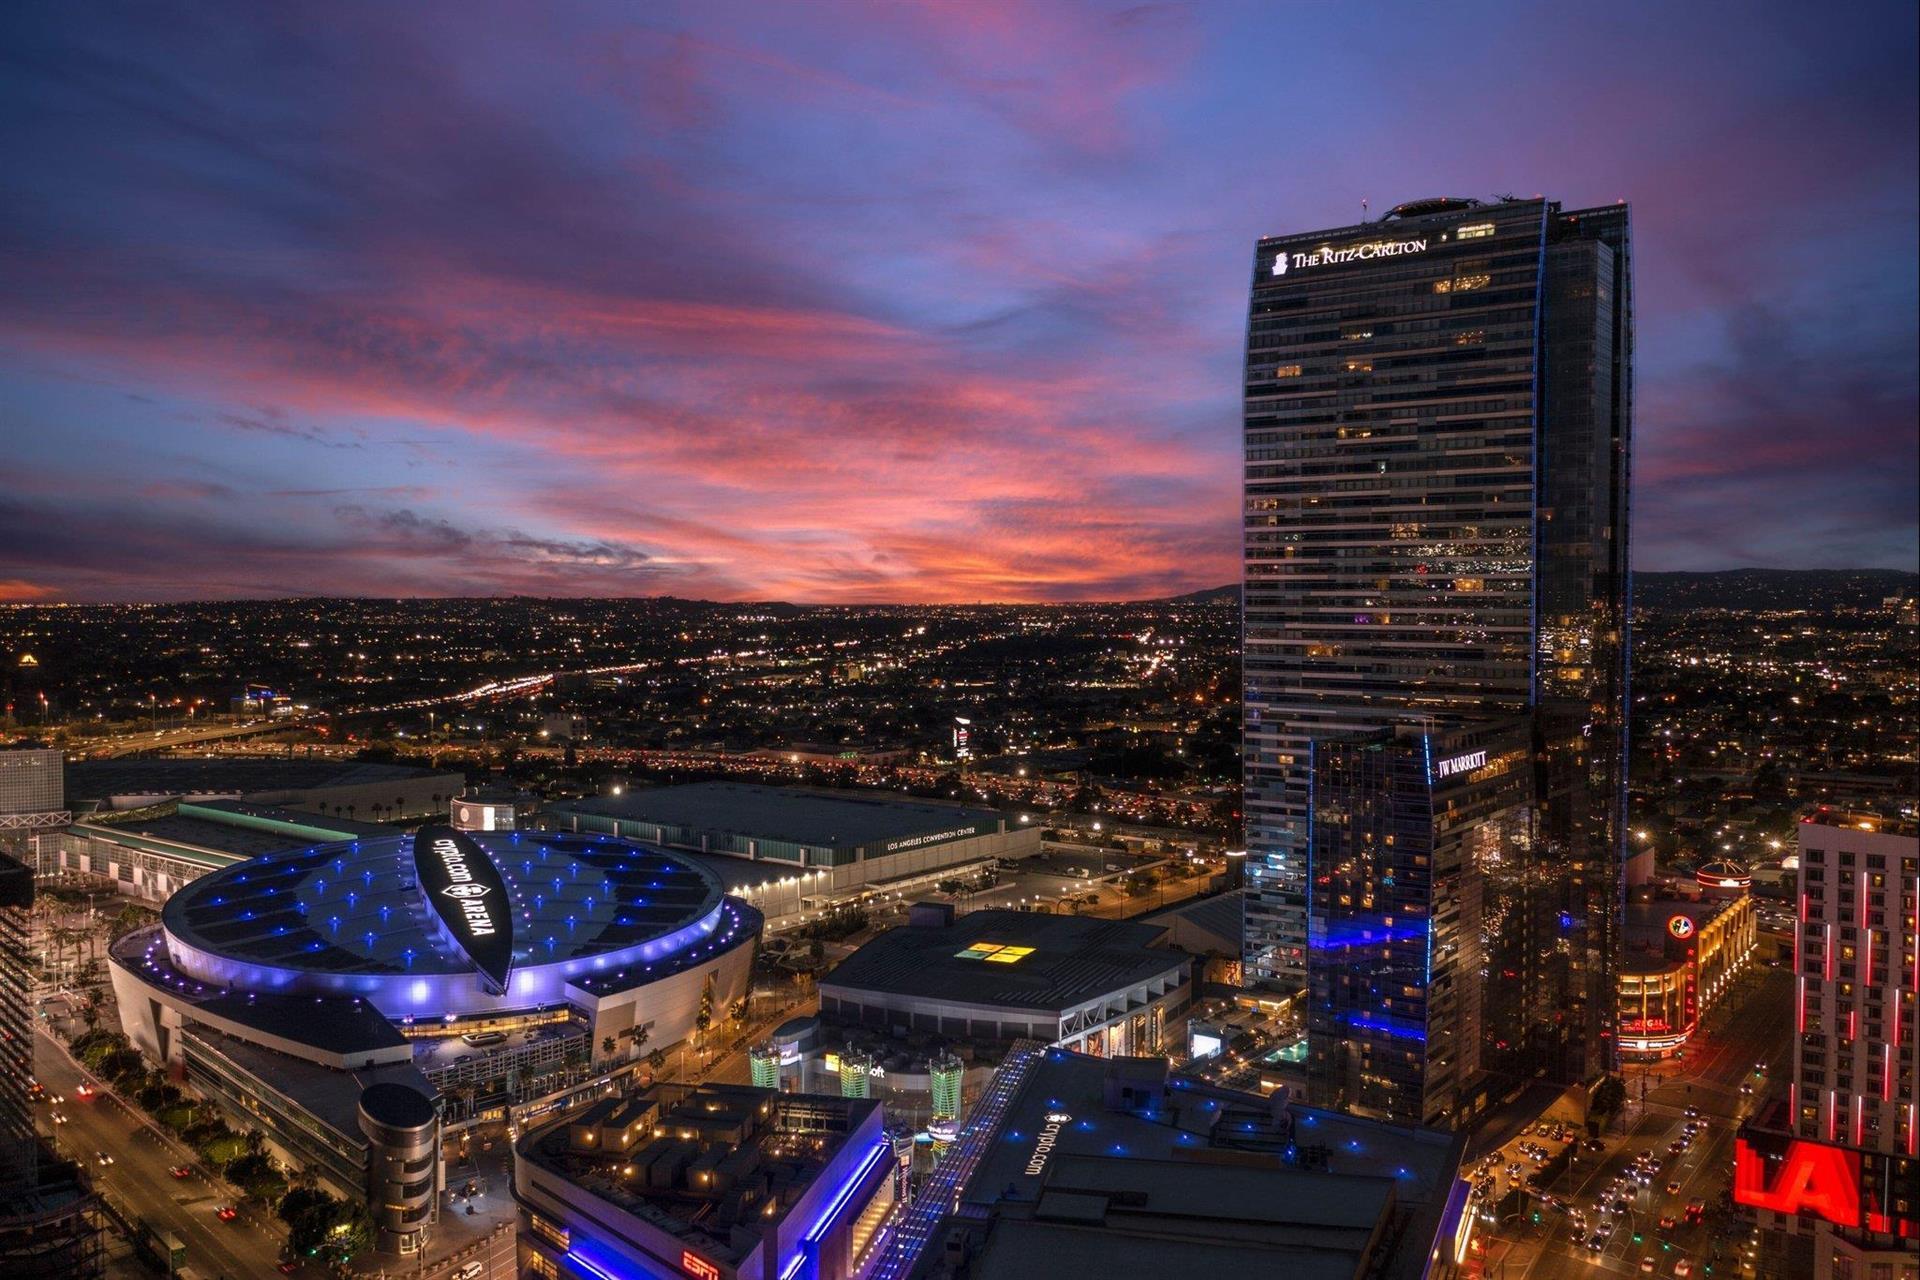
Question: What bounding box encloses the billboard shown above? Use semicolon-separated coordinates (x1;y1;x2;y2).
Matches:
1733;1130;1919;1239
413;825;516;992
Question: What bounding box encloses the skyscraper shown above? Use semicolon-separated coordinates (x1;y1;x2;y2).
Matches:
1242;196;1632;1089
0;851;35;1191
1305;720;1530;1127
1738;811;1918;1279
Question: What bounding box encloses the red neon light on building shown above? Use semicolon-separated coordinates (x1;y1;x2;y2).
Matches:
1732;1137;1861;1229
681;1249;722;1280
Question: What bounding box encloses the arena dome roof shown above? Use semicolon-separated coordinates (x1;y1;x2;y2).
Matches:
158;826;740;1015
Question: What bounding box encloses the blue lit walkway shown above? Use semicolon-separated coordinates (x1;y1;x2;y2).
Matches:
865;1038;1045;1280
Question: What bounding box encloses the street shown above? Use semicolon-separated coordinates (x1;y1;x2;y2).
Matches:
1473;966;1790;1280
34;1027;296;1280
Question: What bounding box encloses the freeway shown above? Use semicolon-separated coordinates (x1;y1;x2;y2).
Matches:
33;1028;299;1280
1473;966;1790;1280
68;717;305;759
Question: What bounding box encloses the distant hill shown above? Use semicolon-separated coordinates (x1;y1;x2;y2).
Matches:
1164;584;1238;605
1634;569;1917;612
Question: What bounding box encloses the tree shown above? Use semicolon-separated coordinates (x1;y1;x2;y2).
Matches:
695;972;715;1043
601;1036;617;1062
323;1200;372;1266
108;901;154;941
227;1151;284;1204
279;1187;337;1255
1591;1075;1628;1119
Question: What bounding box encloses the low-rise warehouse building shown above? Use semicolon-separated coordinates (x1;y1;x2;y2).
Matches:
65;757;465;820
43;799;389;901
818;907;1192;1060
545;784;1040;927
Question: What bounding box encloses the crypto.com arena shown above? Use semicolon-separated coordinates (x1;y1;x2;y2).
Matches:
115;826;760;1056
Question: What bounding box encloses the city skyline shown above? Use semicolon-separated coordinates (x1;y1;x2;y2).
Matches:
4;1;1917;606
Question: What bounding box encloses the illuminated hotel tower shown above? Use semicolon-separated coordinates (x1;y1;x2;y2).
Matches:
1241;196;1633;1088
1742;811;1919;1278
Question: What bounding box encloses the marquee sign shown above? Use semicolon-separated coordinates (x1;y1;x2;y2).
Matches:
413;826;516;992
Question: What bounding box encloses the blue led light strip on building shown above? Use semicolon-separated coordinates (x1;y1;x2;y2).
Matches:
867;1039;1046;1280
564;1248;633;1280
778;1138;894;1280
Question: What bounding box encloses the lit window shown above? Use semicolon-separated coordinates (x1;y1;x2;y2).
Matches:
1456;222;1496;239
1273;364;1303;378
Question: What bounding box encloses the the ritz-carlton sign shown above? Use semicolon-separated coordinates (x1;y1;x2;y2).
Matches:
1273;237;1428;276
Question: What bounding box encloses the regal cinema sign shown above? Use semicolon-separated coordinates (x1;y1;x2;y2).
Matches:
1273;237;1429;276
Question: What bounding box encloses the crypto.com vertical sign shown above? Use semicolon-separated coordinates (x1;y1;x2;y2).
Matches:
413;825;516;992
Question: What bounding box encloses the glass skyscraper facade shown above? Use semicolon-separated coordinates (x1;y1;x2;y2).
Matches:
1242;196;1632;1089
1305;721;1529;1127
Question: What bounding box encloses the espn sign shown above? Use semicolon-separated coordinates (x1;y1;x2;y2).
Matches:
680;1250;722;1280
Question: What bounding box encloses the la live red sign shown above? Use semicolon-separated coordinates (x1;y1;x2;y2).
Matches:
1733;1135;1861;1227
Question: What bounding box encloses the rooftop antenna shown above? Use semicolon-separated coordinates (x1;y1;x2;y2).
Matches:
1360;196;1369;223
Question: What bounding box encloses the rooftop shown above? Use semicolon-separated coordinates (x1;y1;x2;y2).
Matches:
66;757;459;803
182;1023;436;1144
552;782;1004;849
1800;808;1920;839
520;1082;882;1265
75;801;387;862
1143;891;1241;954
161;829;724;977
1624;895;1743;943
820;910;1184;1014
948;1051;1466;1280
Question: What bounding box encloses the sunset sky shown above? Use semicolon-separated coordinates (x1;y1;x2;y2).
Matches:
3;0;1915;604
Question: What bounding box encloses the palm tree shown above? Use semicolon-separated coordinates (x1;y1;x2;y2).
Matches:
601;1036;617;1063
